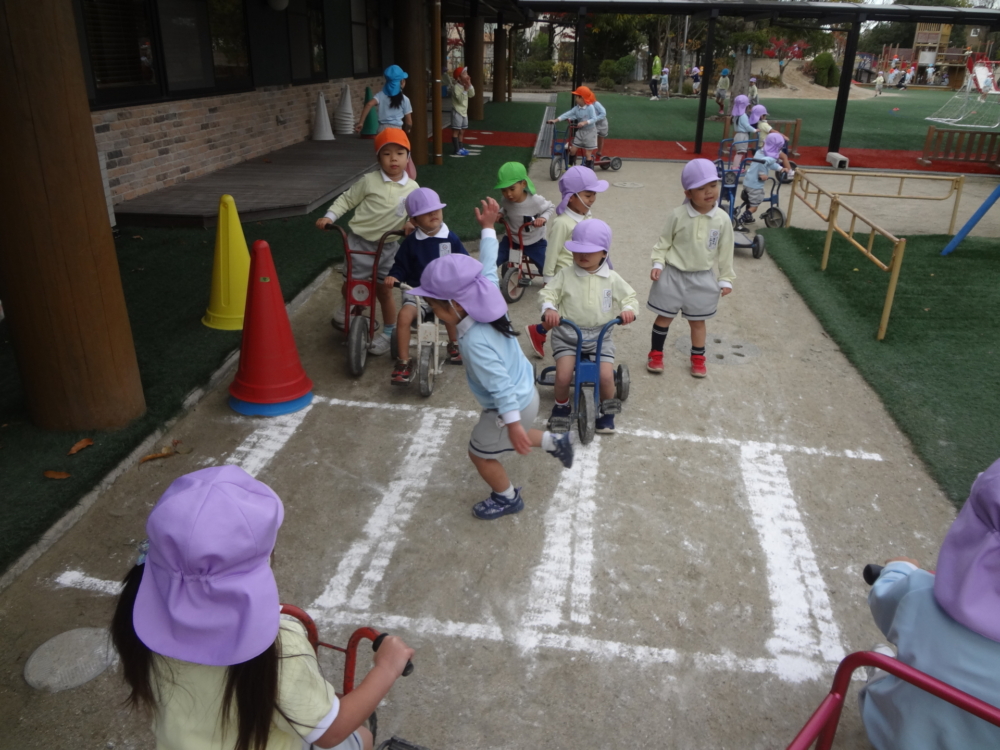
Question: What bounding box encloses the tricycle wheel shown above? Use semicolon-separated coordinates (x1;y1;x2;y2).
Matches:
418;344;435;397
348;316;369;376
549;156;564;181
578;388;596;445
501;266;525;303
599;160;610;170
752;234;766;259
610;157;623;171
615;364;630;402
763;207;785;228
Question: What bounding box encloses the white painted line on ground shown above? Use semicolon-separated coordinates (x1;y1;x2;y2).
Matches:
676;142;687;151
740;444;845;667
319;396;478;420
54;570;122;596
225;404;315;477
312;409;457;613
620;427;882;462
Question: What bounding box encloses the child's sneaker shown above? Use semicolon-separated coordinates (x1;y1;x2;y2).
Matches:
368;333;391;356
446;342;463;365
391;359;413;386
550;402;571;420
691;354;707;378
525;325;547;358
647;350;664;373
472;488;524;520
457;148;470;156
331;302;346;329
595;413;615;434
742;210;756;223
547;431;574;468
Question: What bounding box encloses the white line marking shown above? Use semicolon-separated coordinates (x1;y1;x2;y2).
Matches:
676;141;688;151
320;396;477;419
54;570;121;596
740;444;845;668
226;404;314;477
619;427;882;462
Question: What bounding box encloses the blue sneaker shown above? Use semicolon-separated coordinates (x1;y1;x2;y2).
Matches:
458;148;470;156
547;431;574;468
596;413;615;434
472;488;524;520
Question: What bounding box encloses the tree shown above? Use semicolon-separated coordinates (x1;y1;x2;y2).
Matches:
763;37;811;78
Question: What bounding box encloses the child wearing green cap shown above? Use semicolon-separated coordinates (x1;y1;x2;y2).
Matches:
494;162;555;272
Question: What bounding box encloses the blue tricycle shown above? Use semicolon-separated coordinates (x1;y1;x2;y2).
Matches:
536;318;630;445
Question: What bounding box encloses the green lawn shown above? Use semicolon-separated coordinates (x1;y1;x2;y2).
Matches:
476;100;550;133
556;89;958;151
763;227;1000;507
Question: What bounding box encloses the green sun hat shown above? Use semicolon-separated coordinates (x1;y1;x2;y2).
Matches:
494;162;536;194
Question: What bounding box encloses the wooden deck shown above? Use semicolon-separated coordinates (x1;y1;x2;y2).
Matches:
114;138;376;228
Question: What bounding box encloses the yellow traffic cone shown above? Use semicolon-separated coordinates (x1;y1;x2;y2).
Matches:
202;195;251;330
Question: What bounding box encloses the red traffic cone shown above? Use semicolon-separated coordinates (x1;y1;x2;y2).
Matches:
228;240;313;416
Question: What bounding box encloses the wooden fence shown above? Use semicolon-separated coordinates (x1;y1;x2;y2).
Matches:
918;126;1000;169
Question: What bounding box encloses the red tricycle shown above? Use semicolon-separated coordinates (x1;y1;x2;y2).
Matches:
497;219;545;304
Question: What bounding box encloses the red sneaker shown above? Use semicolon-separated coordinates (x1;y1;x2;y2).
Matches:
647;350;664;373
525;325;547;358
690;354;707;378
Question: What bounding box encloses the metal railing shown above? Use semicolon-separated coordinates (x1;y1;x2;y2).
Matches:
722;117;802;157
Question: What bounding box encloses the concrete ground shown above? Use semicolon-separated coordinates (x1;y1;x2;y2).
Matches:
0;159;963;749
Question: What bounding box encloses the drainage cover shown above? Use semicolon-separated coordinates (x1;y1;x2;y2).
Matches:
674;336;759;364
24;628;116;692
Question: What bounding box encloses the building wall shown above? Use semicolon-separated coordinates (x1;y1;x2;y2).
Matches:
92;77;379;204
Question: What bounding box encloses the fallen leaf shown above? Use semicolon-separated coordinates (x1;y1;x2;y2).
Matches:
132;235;143;240
139;446;175;464
67;437;94;455
44;470;71;479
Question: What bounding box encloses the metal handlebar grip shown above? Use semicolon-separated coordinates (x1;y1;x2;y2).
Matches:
863;564;884;586
372;632;415;676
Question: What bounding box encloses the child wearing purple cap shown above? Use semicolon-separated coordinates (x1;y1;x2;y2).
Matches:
527;166;609;359
738;132;790;226
111;466;414;750
540;219;638;435
859;457;1000;749
385;187;469;385
646;158;734;378
408;197;574;520
730;94;754;172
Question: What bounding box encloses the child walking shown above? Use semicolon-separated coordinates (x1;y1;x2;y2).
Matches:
316;128;418;356
874;71;884;96
547;87;599;168
738;132;790;225
111;465;414;750
408;197;574;520
730;94;754;172
527;166;609;358
715;68;731;115
539;219;638;435
659;66;670;100
646;159;735;378
748;76;759;106
495;162;555;274
384;187;468;385
448;66;475;156
355;65;413;134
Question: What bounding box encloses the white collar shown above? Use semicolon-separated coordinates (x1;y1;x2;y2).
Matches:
457;314;476;338
565;207;590;221
380;169;409;186
573;258;611;277
684;200;718;219
414;222;450;241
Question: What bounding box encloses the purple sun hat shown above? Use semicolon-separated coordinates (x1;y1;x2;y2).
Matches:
934;457;1000;643
749;104;768;125
681;158;720;191
409;254;508;322
731;95;750;118
405;187;446;218
133;466;284;666
763;131;786;159
566;218;612;254
556;165;609;215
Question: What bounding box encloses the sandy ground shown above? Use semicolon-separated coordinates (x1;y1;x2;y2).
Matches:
750;59;880;101
0;158;966;749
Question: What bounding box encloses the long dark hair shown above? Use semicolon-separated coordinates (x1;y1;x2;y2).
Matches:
389;91;405;109
111;564;280;750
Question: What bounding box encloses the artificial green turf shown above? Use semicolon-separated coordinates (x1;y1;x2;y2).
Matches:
0;142;534;574
476;100;550;133
763;227;1000;507
556;89;959;151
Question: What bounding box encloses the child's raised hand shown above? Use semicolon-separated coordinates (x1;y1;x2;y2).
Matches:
316;217;334;230
474;197;501;229
372;635;415;678
650;268;662;281
507;421;533;455
543;309;561;330
619;310;636;325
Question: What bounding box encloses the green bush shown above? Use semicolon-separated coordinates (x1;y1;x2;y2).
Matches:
598;55;636;85
552;61;573;84
827;63;840;87
597;76;616;90
682;80;694;95
598;59;619;81
540;76;552;89
813;52;835;87
513;59;554;84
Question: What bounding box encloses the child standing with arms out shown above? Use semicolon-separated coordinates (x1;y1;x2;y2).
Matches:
355;65;412;134
730;94;754;172
111;466;414;750
495;162;555;273
540;220;638;435
385;188;468;385
738;132;790;225
646;159;735;378
526;166;608;358
448;67;475;156
547;87;599;169
748;77;759;106
409;198;574;520
316;128;417;356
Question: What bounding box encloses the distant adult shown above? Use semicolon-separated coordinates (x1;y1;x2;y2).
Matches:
650;55;662;100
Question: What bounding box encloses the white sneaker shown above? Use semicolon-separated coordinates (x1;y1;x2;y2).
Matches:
368;333;391;356
331;302;346;329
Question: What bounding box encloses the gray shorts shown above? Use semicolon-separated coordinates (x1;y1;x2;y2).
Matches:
451;111;468;130
338;232;400;282
646;266;720;321
550;324;616;363
745;186;767;206
469;389;541;459
572;127;598;150
401;293;432;315
596;120;608;138
734;132;753;153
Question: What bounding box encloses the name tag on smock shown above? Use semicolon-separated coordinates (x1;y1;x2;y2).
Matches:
439;242;451;256
602;289;613;312
708;229;720;251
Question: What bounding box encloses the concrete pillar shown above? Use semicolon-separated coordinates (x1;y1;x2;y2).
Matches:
0;0;145;430
492;14;507;104
395;0;428;164
467;14;485;120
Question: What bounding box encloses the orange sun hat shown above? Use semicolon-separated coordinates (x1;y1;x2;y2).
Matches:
374;127;410;154
570;86;596;105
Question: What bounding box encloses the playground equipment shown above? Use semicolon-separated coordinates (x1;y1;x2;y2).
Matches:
202;194;251;330
390;283;447;397
942;182;1000;255
497;219;544;304
549;120;577;180
722;117;802;158
926;54;1000;129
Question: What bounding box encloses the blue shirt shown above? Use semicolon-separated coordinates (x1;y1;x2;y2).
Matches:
555;104;598;134
387;223;467;286
743;152;780;190
591;101;607;125
734;113;754;134
860;562;1000;750
456;230;537;421
374;91;412;128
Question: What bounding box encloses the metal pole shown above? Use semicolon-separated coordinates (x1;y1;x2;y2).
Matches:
573;6;586;90
829;16;863;154
694;11;717;155
431;0;442;165
942;182;1000;255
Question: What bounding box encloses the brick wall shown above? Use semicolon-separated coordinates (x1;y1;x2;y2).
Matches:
92;76;380;204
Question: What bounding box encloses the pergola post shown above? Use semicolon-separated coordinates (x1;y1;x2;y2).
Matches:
467;8;485;121
431;0;443;165
507;24;515;101
573;7;586;90
829;16;863;154
395;0;428;164
0;0;146;430
694;11;718;155
493;14;507;105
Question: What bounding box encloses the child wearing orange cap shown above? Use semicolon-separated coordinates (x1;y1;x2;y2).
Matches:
316;128;419;356
448;66;475;156
547;87;599;169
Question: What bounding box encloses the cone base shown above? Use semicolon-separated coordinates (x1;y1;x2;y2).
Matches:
228;392;313;416
202;311;244;331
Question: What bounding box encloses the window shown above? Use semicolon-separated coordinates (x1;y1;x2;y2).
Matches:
80;0;159;100
289;0;326;82
351;0;380;76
